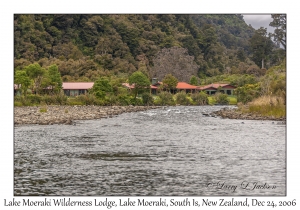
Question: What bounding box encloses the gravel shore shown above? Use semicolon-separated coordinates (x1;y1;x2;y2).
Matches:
211;107;286;122
14;105;160;125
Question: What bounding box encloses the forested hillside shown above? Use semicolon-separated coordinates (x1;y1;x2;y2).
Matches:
15;14;282;82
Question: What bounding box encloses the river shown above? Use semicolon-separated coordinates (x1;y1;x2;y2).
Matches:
14;106;286;196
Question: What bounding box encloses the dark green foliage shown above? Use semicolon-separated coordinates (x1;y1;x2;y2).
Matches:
91;77;113;99
128;71;150;99
249;27;273;69
191;91;208;105
156;91;175;106
48;64;62;93
26;94;42;104
116;94;131;106
269;14;286;50
213;92;229;105
175;91;191;105
14;14;260;79
14;70;31;96
142;92;154;106
190;75;199;85
235;84;261;104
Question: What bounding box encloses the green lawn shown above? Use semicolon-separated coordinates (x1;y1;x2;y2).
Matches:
208;95;237;105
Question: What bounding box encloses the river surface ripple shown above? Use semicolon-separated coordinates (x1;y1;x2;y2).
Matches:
14;106;286;196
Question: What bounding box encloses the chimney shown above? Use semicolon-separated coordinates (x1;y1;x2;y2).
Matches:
152;78;158;85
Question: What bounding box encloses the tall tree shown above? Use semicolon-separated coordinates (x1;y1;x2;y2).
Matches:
151;47;199;82
162;74;178;92
128;71;150;99
48;64;62;94
269;14;286;50
92;77;113;99
249;27;273;69
24;63;45;94
14;70;32;96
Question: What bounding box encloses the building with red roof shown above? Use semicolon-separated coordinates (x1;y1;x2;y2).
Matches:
176;82;199;93
62;82;94;96
199;83;236;95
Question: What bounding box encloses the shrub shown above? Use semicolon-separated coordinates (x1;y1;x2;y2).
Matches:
175;91;191;105
157;91;175;105
53;92;68;105
41;95;55;105
142;92;154;106
116;94;131;106
77;93;99;105
39;106;47;113
235;83;261;104
27;94;42;105
129;96;143;106
191;91;209;105
214;92;229;105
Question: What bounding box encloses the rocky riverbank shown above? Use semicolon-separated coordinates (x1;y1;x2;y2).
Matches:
211;107;286;121
14;105;160;125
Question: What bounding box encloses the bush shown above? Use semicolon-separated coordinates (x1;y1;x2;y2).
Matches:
53;92;68;105
175;91;191;105
116;94;131;106
157;91;175;105
27;94;42;104
77;93;99;105
14;96;31;106
191;91;209;105
214;92;229;105
235;83;261;104
142;92;154;106
41;95;55;105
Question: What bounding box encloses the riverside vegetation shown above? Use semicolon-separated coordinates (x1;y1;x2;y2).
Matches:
14;14;286;121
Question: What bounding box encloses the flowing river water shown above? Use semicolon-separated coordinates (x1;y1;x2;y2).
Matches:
14;106;286;196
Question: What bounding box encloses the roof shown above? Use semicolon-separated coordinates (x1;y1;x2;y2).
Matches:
176;82;199;89
62;82;94;90
199;83;235;90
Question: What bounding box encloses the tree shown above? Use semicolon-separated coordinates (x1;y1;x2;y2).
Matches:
48;64;62;94
190;75;199;85
24;63;45;94
14;70;31;96
92;77;113;99
128;71;150;99
269;14;286;50
151;47;199;82
162;74;178;92
249;27;273;69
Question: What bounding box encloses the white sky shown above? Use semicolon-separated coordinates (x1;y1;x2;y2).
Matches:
243;14;274;33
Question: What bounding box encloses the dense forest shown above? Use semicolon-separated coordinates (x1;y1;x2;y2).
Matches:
14;14;286;116
14;14;284;80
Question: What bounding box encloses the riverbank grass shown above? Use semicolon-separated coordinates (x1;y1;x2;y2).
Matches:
239;96;285;118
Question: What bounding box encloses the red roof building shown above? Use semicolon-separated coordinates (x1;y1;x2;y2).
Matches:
199;83;236;95
62;82;94;96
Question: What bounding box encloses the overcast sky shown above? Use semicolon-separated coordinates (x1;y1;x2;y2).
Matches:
242;14;274;33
